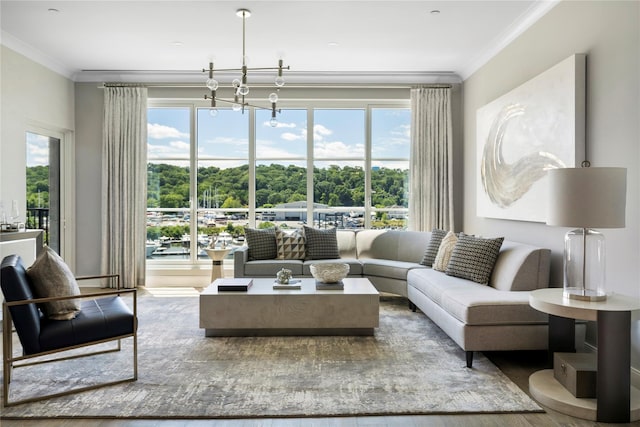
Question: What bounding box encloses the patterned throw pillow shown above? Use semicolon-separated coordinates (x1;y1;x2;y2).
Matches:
276;228;306;260
244;227;277;260
432;231;458;272
303;226;340;260
420;228;448;267
26;246;82;320
445;233;504;284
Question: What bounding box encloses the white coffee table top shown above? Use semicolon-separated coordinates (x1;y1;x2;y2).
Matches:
202;277;379;296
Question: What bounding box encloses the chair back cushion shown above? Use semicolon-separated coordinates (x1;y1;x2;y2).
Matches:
1;255;42;354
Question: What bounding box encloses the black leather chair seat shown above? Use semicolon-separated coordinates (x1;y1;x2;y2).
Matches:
38;296;135;353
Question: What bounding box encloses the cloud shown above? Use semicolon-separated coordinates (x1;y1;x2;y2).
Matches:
148;123;189;139
281;132;305;141
313;124;333;142
26;143;50;166
262;121;297;129
314;141;364;158
169;140;190;151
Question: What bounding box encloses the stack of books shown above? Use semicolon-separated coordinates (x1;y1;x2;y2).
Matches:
217;278;253;292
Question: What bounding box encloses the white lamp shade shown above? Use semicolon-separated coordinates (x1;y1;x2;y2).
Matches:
546;167;627;228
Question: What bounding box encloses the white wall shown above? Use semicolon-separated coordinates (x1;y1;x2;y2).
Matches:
0;45;74;252
462;0;640;363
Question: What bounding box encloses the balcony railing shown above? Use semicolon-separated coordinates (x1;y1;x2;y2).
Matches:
26;208;49;246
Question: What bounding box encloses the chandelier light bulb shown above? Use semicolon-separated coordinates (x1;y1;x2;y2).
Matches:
268;93;278;103
270;118;278;127
232;103;242;112
206;78;219;91
209;108;218;118
232;78;241;88
238;84;250;96
275;76;285;87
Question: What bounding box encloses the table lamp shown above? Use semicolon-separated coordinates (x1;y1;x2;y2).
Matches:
546;167;626;301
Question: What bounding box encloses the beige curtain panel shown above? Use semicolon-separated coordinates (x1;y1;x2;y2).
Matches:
101;86;148;288
409;87;454;232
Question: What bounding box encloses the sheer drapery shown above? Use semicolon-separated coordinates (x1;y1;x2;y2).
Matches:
409;87;454;232
101;86;148;288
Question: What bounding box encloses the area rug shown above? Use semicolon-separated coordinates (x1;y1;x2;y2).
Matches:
1;291;542;419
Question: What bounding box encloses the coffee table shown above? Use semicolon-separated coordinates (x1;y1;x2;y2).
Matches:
199;277;379;336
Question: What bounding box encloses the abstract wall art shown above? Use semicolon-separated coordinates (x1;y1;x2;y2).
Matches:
476;54;586;222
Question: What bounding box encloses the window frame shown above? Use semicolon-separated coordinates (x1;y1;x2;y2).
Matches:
146;99;410;269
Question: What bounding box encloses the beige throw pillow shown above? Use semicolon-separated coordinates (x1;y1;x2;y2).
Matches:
432;231;458;272
27;246;82;320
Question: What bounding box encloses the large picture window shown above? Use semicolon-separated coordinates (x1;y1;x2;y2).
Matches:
146;102;409;266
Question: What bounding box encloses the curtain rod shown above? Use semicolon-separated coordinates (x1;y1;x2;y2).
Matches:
99;82;454;90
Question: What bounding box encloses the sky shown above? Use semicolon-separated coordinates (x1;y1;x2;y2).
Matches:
147;107;410;169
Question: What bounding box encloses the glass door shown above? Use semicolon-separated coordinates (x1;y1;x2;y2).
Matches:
26;131;61;253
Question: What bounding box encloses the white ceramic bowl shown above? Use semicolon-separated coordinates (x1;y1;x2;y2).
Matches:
309;263;350;283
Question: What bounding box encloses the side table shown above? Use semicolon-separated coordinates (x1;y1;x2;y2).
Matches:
529;288;640;422
204;248;231;282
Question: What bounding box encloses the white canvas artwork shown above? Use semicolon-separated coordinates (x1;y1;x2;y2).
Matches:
476;54;586;222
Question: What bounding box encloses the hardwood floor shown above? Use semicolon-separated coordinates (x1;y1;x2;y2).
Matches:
1;291;634;426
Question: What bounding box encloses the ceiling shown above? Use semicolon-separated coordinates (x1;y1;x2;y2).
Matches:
0;1;558;84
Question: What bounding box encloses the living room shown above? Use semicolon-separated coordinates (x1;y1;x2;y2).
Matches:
1;0;639;425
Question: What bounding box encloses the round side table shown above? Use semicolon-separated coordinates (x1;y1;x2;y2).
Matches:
204;248;231;283
529;288;640;422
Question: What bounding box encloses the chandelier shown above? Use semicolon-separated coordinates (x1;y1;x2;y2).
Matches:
203;8;289;126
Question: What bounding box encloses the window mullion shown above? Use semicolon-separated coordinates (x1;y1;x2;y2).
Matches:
190;103;198;262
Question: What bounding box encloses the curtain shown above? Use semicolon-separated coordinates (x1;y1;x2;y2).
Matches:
409;87;454;232
101;86;148;288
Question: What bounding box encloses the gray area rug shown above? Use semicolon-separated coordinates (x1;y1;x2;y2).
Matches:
1;292;542;418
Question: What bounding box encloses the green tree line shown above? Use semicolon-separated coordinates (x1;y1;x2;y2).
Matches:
147;163;408;209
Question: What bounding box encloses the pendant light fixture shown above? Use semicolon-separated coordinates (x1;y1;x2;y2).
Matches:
203;8;289;126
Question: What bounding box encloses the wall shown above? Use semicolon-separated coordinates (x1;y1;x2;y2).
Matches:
74;83;104;275
463;1;640;365
0;46;74;257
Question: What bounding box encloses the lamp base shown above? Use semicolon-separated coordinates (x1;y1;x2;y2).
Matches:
564;287;607;302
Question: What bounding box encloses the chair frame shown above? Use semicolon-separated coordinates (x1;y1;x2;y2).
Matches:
2;274;138;406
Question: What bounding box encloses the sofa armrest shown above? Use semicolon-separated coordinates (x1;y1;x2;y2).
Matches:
234;246;249;277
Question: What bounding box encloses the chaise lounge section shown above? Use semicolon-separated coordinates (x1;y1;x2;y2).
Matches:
234;229;551;366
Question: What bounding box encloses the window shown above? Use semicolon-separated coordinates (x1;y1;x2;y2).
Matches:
146;102;410;267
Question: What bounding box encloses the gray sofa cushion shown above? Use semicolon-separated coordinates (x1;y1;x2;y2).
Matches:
362;259;425;281
356;230;430;263
243;260;304;277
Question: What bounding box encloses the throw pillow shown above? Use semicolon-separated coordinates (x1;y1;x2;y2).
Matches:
244;227;277;260
275;228;306;260
26;246;82;320
445;233;504;284
432;231;458;272
303;226;340;260
420;228;448;267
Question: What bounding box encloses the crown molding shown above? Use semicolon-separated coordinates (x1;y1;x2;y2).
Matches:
75;69;462;85
1;30;76;80
458;0;560;80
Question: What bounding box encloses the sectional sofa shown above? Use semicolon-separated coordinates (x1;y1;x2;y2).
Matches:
234;229;551;367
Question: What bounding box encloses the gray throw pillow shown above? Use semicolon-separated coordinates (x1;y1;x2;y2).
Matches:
244;227;277;260
445;233;504;284
26;246;81;320
420;228;448;267
303;226;340;260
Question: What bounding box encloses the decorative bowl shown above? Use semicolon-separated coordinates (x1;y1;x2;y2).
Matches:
309;263;350;283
